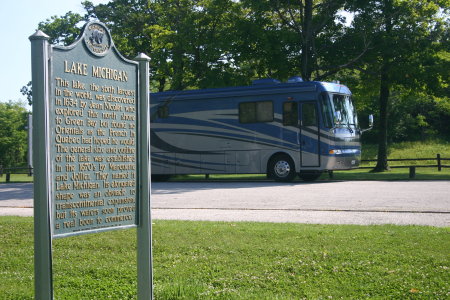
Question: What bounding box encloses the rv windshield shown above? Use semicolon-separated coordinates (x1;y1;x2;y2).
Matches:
331;94;358;126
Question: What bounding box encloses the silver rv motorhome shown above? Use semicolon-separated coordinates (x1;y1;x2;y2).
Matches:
150;78;372;181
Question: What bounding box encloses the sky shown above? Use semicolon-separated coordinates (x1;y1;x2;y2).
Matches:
0;0;109;105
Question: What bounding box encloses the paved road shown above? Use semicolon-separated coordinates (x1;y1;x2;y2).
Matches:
1;181;449;226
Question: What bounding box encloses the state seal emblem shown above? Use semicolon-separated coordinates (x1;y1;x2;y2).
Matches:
83;22;111;56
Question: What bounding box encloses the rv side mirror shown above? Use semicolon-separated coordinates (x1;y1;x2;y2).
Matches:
361;114;374;133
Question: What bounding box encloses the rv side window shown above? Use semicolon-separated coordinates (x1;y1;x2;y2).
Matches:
283;102;298;126
320;93;333;128
302;103;318;126
239;101;273;123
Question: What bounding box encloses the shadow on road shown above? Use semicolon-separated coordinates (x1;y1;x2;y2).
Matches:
151;180;334;195
0;183;33;202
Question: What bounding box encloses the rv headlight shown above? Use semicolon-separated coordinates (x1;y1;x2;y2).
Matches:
329;149;343;155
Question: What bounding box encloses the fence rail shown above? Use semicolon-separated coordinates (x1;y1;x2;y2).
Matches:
358;153;449;178
0;166;33;182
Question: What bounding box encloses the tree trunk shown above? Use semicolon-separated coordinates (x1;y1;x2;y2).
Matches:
301;0;313;81
372;62;390;172
158;76;166;92
172;45;185;90
372;0;394;172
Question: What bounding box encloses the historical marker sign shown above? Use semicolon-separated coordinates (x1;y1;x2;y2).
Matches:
31;21;152;299
50;22;138;236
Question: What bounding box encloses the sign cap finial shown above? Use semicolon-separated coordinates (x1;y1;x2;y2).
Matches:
135;53;150;61
29;30;50;41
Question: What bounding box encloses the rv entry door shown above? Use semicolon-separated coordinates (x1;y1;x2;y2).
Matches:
299;102;320;167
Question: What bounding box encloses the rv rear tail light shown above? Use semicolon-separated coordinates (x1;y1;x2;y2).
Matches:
329;149;342;155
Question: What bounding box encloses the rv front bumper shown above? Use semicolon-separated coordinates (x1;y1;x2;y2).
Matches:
327;148;361;170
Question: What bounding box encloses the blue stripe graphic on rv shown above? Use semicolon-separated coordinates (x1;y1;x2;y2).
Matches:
151;156;224;172
154;128;298;151
151;130;217;154
163;116;297;140
152;152;225;165
162;116;241;132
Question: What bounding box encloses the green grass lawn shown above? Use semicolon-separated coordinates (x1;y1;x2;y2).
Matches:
1;217;448;299
362;140;450;160
0;173;33;183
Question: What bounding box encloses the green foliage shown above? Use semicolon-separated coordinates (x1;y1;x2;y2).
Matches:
38;11;85;46
1;217;449;299
19;81;33;106
389;92;449;141
0;101;29;168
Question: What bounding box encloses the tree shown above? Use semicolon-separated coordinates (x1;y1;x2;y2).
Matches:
0;101;29;168
20;81;33;106
37;11;85;46
346;0;449;171
85;0;248;91
238;0;370;82
28;0;367;90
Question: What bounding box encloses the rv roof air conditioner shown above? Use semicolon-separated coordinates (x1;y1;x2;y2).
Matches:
287;76;303;83
252;78;281;85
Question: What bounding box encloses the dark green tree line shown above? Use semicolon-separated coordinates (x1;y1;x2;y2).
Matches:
0;102;29;168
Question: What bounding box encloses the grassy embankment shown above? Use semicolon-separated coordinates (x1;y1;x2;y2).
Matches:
1;217;449;299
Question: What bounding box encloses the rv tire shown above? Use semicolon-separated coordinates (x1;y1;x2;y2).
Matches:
268;154;296;182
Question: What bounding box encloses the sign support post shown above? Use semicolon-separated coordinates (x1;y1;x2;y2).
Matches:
30;30;53;300
135;53;152;300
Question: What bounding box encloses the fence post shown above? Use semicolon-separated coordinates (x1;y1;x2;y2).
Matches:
437;154;441;172
6;172;10;183
409;166;416;179
0;165;3;177
28;165;33;177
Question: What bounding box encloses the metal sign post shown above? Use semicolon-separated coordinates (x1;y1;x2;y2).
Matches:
135;53;153;299
30;29;53;300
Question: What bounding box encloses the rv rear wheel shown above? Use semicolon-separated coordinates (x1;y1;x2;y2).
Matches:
268;154;296;182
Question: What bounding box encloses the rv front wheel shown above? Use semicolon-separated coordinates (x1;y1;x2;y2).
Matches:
268;154;296;182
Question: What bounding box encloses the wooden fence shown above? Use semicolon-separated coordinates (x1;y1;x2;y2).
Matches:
359;153;449;178
0;166;33;182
